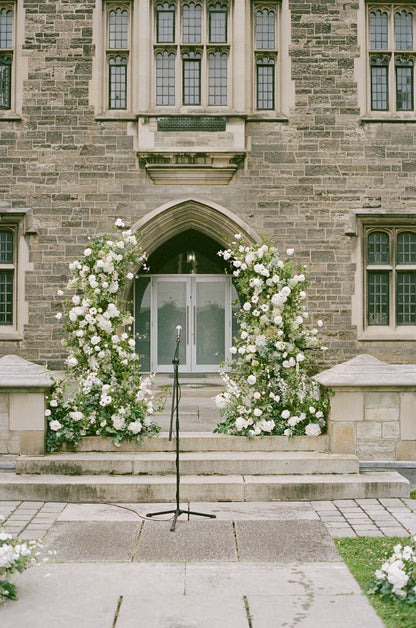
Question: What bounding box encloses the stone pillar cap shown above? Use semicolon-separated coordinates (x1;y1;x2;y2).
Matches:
314;354;416;387
0;355;54;388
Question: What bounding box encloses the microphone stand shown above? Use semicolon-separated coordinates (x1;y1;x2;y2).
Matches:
147;326;216;532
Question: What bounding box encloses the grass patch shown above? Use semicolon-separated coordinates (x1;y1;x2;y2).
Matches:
410;490;415;500
336;537;416;628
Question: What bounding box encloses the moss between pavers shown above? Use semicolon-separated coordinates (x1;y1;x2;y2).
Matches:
336;537;416;628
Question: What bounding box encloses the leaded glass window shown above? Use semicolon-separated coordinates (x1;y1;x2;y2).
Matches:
156;51;175;105
157;3;175;42
208;51;227;105
368;5;416;113
153;1;231;107
256;9;274;49
109;8;128;48
371;57;388;110
368;231;389;264
0;54;11;109
395;57;413;110
0;229;13;325
0;7;12;110
183;3;201;44
108;56;127;109
256;56;274;110
366;228;416;328
395;10;412;50
183;52;201;105
0;8;12;49
397;231;416;264
209;4;227;43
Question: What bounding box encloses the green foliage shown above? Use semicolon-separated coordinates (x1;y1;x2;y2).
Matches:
336;536;416;628
214;237;329;437
0;523;42;604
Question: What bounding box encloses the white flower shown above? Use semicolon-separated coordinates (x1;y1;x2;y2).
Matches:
44;409;51;417
72;295;81;305
317;319;323;327
57;289;64;296
215;394;228;409
84;248;92;257
309;406;316;414
253;392;261;400
305;423;321;437
91;335;101;345
230;346;237;354
49;420;62;431
281;409;290;419
50;399;58;407
115;218;125;227
128;420;142;434
241;331;248;340
296;353;305;362
286;248;294;256
67;357;78;367
273;315;283;325
126;272;134;280
69;411;84;422
247;375;256;385
253;408;262;417
55;312;62;320
243;302;251;311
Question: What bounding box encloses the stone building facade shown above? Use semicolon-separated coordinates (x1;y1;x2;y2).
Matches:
0;0;415;372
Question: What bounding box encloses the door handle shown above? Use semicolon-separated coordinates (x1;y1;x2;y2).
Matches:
186;305;189;344
193;305;196;345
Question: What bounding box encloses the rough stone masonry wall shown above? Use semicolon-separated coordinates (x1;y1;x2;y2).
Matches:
0;0;415;368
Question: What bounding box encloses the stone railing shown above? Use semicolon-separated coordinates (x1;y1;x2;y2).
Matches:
0;355;53;455
314;354;416;461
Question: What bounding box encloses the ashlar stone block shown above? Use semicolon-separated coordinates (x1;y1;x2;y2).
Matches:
329;391;363;422
9;392;46;431
328;422;355;455
356;422;381;441
400;392;416;440
382;422;400;440
365;392;399;409
365;407;400;422
396;441;416;461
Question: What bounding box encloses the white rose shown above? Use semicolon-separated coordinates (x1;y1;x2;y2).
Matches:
84;248;92;256
305;423;321;437
253;408;262;417
55;312;62;320
50;420;62;431
247;375;256;385
286;248;294;256
281;409;290;419
243;302;251;311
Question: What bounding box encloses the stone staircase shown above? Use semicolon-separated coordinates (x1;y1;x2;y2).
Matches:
0;432;408;502
0;377;409;502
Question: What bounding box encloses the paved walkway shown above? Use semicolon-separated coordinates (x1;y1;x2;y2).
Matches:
1;498;415;627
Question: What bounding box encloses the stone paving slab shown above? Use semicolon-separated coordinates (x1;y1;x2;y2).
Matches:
247;593;385;627
135;520;238;562
235;520;341;562
43;521;141;562
117;593;249;628
184;562;361;597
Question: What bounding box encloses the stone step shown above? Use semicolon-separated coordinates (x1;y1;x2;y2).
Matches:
68;433;329;453
0;471;408;502
15;451;359;476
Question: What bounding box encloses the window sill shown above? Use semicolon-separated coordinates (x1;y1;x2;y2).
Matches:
95;112;137;122
0;331;23;341
0;112;21;121
358;328;416;341
360;115;416;124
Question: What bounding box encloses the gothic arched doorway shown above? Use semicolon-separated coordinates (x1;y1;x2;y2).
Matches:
132;198;260;373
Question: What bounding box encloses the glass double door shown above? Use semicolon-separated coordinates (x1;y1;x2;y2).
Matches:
135;275;238;373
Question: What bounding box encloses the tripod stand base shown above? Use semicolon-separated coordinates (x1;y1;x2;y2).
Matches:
147;507;216;532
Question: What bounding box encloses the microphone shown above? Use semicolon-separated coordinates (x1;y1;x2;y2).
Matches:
176;325;182;341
